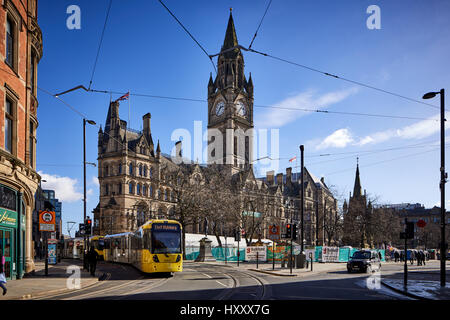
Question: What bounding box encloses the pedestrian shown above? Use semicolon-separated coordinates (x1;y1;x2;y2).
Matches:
410;250;415;265
394;251;399;262
0;250;7;295
417;250;421;266
423;251;427;265
88;247;98;276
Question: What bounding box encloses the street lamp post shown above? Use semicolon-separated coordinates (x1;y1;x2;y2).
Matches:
83;118;96;270
300;145;305;254
423;89;446;287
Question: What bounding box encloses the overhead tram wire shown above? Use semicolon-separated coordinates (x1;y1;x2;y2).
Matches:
248;0;273;49
244;47;444;111
87;87;438;122
157;0;217;74
88;0;113;90
323;147;445;177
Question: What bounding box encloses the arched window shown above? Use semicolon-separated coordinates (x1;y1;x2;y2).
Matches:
105;184;109;195
105;165;109;177
144;166;147;177
150;185;153;198
164;189;168;201
143;185;147;196
129;182;133;194
137;184;141;195
139;164;143;176
149;167;153;178
157;189;161;199
118;163;122;174
118;183;122;195
129;163;133;175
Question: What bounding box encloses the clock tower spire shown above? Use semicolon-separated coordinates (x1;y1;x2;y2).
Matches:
207;10;254;175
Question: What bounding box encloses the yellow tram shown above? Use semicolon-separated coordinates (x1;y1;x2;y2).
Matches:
103;219;183;274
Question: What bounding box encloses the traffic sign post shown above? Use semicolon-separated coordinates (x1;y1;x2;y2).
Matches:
268;225;280;270
39;211;55;276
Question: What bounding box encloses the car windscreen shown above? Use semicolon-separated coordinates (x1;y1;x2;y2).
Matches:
352;251;371;259
151;224;182;254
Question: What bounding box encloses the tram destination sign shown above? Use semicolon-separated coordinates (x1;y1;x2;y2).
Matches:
152;223;180;232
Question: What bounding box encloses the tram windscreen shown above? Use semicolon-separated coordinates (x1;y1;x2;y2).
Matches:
150;223;182;254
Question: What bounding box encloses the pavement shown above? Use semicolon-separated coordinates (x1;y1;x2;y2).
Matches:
187;259;450;300
380;260;450;300
2;258;448;300
0;258;100;300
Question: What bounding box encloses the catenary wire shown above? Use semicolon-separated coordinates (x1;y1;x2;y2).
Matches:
248;0;273;49
88;0;113;90
157;0;217;73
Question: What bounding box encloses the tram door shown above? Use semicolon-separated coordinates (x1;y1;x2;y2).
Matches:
0;228;13;280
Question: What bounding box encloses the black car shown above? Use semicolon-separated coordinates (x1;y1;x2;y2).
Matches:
347;250;381;273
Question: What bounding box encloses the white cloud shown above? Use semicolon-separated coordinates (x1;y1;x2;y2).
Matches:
38;171;83;203
255;87;359;128
314;128;355;150
357;112;450;146
91;176;99;187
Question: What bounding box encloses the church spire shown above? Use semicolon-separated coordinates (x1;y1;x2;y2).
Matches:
353;157;362;197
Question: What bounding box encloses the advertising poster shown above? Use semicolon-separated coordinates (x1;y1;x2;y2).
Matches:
245;246;267;261
321;246;340;262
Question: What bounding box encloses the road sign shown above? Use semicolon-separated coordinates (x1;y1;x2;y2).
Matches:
39;210;55;232
417;219;427;228
268;225;280;240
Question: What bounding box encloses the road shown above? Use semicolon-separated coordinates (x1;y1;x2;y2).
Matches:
31;259;421;300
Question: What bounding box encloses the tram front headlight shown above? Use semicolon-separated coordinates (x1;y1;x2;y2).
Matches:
176;255;181;262
153;255;159;262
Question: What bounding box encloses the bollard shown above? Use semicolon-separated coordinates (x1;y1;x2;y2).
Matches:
310;252;313;271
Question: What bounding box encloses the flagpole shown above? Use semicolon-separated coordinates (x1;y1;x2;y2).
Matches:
128;89;131;130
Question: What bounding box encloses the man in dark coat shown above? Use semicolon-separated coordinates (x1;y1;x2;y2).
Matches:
88;247;98;276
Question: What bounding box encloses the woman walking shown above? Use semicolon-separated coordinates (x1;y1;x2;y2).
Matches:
0;250;7;295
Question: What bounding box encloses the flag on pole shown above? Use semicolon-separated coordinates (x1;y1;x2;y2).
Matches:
289;156;297;162
115;92;129;102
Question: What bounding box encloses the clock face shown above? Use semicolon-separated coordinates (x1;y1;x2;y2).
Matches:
215;101;225;116
236;100;247;117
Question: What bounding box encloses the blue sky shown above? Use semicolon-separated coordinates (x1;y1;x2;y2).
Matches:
36;0;450;236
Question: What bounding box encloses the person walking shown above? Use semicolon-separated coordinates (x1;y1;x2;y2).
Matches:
0;250;7;296
394;251;399;262
88;247;98;276
410;250;415;265
417;250;422;266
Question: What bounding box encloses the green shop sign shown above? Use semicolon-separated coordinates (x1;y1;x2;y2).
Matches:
0;209;17;227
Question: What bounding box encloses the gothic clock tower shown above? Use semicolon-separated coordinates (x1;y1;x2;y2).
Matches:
207;10;254;174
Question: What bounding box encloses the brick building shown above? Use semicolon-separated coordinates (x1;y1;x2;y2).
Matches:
0;0;43;279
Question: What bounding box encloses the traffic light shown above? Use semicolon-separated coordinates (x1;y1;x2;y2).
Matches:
286;224;292;238
292;224;298;240
405;222;414;239
234;229;241;242
86;218;92;235
79;223;85;234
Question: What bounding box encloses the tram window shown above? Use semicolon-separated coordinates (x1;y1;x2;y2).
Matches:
98;239;105;250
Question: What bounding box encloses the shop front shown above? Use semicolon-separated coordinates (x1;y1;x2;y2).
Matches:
0;184;25;280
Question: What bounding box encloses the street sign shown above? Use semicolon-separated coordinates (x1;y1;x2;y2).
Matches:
417;219;427;228
268;225;280;240
39;210;55;232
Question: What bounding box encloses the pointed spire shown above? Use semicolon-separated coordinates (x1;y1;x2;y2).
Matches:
353;158;362;197
156;139;161;153
221;9;240;58
208;72;214;86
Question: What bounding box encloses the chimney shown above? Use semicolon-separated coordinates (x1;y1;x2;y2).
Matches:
175;140;182;158
266;170;274;185
276;173;283;185
321;177;325;184
143;113;151;136
286;167;292;185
